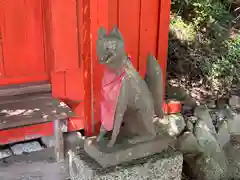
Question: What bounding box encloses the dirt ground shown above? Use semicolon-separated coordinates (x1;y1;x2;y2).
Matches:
0;148;70;180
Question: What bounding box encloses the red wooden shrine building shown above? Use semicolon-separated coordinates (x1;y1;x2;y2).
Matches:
0;0;171;145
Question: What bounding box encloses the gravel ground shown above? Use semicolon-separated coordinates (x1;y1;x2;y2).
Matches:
224;136;240;179
0;146;184;180
0;148;69;180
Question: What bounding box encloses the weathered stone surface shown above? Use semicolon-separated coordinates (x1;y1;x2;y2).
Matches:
168;114;186;136
228;114;240;135
0;149;12;160
229;95;240;108
191;120;228;180
194;153;228;180
175;131;203;155
145;54;164;118
224;140;240;179
187;116;198;124
69;148;183;180
84;136;174;168
64;132;85;153
41;136;55;148
157;114;186;137
11;141;43;155
217;121;230;148
186;120;194;132
194;106;216;135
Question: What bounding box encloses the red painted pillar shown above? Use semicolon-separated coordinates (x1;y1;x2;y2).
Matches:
48;0;89;134
157;0;171;91
90;0;109;135
138;0;159;77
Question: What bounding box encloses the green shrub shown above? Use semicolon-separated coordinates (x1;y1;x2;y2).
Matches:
171;0;233;39
170;15;196;42
207;35;240;90
169;0;239;95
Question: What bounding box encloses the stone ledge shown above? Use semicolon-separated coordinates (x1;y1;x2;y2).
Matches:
68;148;183;180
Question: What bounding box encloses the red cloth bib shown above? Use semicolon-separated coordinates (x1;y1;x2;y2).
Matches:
100;67;126;131
100;56;132;131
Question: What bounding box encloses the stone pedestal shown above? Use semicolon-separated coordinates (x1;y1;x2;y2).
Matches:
84;136;174;168
68;149;183;180
224;140;240;179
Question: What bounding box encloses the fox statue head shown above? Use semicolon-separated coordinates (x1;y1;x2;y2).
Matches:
96;26;127;70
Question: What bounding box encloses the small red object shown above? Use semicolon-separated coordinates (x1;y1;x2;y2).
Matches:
164;100;182;114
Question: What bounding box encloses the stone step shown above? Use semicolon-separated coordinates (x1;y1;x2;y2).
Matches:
0;92;72;131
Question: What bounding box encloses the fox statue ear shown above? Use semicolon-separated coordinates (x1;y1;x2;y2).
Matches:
98;27;107;39
147;53;157;63
110;25;124;40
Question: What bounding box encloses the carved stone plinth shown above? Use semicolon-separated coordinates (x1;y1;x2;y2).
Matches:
84;136;175;168
68;148;183;180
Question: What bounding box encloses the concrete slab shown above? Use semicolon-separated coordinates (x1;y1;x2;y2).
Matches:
84;135;175;168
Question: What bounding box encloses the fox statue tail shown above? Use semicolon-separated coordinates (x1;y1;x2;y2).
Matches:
144;54;164;118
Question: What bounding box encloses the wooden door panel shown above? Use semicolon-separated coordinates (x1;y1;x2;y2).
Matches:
138;0;159;77
119;0;141;69
0;34;3;77
1;0;46;77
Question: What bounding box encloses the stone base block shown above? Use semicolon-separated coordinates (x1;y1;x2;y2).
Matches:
68;148;183;180
84;136;174;168
217;121;231;148
228;114;240;135
224;140;240;179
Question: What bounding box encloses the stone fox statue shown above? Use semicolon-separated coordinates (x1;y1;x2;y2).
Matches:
96;26;164;147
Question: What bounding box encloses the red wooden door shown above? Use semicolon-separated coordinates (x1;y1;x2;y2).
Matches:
0;0;48;85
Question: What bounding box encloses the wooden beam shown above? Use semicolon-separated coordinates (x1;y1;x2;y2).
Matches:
54;119;65;162
0;82;51;97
